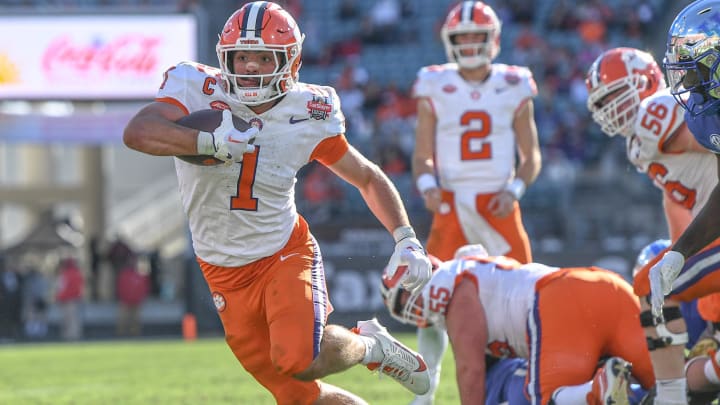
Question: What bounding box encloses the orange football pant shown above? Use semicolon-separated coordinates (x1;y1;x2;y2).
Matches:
698;292;720;323
425;190;532;263
527;268;655;404
198;216;331;405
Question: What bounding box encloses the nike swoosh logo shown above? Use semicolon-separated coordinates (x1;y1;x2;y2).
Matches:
280;253;300;261
289;116;309;124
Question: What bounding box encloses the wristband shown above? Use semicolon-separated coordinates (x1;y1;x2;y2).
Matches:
393;225;416;243
197;131;216;155
416;173;438;194
504;178;526;200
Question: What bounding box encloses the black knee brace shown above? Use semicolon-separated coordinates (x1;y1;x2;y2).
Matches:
640;306;688;351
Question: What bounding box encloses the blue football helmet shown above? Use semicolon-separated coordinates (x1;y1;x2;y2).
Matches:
633;239;671;277
664;0;720;116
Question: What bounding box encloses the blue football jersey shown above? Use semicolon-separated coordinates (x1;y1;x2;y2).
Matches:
685;95;720;154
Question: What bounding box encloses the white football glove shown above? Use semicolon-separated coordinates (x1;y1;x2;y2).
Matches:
213;109;258;165
649;250;685;319
386;231;432;294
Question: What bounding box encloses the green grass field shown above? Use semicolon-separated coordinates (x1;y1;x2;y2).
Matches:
0;334;459;404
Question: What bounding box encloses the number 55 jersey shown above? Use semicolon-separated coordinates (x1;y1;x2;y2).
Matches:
416;255;656;400
423;256;554;358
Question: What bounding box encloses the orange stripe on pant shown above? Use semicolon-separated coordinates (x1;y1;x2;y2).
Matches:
197;216;330;405
527;268;655;404
425;190;532;262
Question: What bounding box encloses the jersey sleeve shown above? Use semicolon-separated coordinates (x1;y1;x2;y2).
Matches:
311;134;350;166
324;85;346;135
155;61;221;114
412;66;440;99
632;92;685;162
507;65;537;100
424;266;457;327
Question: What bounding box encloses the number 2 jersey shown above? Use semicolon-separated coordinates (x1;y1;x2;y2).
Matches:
156;61;347;266
628;87;717;216
412;62;537;193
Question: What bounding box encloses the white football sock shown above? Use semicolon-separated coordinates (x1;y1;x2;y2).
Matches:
417;326;448;372
550;382;592;405
655;378;687;404
358;335;382;365
416;326;448;400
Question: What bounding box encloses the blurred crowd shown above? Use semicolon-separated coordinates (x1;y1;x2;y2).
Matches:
0;0;672;234
0;236;156;342
291;0;669;241
0;1;678;342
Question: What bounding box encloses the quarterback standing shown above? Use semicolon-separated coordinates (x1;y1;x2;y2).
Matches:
412;0;541;263
123;2;432;404
410;3;541;402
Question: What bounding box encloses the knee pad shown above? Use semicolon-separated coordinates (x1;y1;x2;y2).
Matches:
640;307;688;351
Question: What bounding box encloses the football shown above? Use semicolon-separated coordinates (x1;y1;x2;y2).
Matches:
175;109;252;166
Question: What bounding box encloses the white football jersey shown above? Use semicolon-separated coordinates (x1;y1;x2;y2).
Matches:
424;257;557;358
412;63;537;193
628;88;717;216
157;61;346;266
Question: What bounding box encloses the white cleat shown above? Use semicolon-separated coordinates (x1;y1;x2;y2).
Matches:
587;357;632;405
353;318;430;395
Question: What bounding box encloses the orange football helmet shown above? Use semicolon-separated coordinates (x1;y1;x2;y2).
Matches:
586;47;666;137
441;1;501;69
216;1;304;105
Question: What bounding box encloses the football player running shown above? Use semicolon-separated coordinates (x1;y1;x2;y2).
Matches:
410;3;541;402
123;2;432;404
585;46;720;403
382;244;655;405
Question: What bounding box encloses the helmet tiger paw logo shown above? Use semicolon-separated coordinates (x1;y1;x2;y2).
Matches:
0;54;19;84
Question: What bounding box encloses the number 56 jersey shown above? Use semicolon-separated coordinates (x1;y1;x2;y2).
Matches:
157;61;347;267
628;87;717;217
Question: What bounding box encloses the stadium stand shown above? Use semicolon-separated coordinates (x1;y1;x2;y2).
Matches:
0;0;689;339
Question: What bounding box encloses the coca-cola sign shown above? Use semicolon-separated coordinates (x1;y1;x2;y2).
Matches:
42;35;161;78
0;15;196;99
